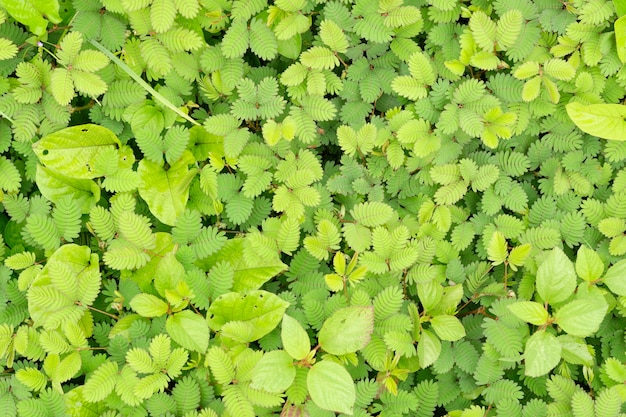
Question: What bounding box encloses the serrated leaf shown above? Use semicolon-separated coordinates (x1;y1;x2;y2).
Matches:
318;306;374;355
166;310;209;353
508;301;549;326
130;294;169;317
251;350;295;393
536;247;577;304
281;315;310;360
430;315;466;341
602;259;626;295
554;295;608;337
524;330;561;377
575;246;604;282
566;102;626;141
307;361;355;415
487;231;508;265
207;290;289;342
521;76;541;102
391;75;428;100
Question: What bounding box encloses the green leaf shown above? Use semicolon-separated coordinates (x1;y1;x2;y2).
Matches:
391;75;428;100
250;350;296;393
408;51;436;85
207;290;289;342
319;19;348;53
616;15;626;63
71;70;108;98
507;301;550;326
307;361;355;415
130;294;169;317
558;335;594;366
33;124;121;179
281;315;310;361
487;231;508;266
513;61;540;80
521;76;541;102
300;46;339;70
318;306;374;355
508;244;531;271
82;361;118;402
554;295;608;337
615;0;626;17
350;202;394;227
543;59;575;81
49;68;75;106
602;259;626;295
204;238;287;292
575;246;604;282
16;367;48;392
604;357;626;382
469;11;496;51
166;310;210;353
536;247;577;304
138;150;198;226
72;50;109;73
524;330;561;377
0;38;18;60
430;315;466;341
566;102;626;141
418;329;441;368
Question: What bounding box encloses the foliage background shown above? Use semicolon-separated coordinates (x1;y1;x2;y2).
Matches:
0;0;626;416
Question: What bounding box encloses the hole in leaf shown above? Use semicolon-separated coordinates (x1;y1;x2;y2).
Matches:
81;128;88;132
42;150;49;155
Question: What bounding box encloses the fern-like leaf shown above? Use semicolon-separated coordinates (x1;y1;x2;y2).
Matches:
151;0;176;33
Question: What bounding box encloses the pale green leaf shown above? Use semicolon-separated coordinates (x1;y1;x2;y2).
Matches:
281;314;310;361
566;102;626;141
307;361;355;415
250;350;296;393
318;306;374;355
536;247;577;304
508;301;550;326
166;310;210;353
524;330;561;377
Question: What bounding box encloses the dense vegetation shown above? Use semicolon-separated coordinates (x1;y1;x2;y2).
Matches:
0;0;626;416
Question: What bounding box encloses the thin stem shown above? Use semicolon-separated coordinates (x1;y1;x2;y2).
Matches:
77;302;119;320
0;110;15;125
87;38;200;126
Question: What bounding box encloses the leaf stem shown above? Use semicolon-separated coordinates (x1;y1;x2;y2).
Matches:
87;38;200;126
77;302;119;319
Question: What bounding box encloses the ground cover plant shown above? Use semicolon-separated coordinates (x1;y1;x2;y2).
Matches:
0;0;626;416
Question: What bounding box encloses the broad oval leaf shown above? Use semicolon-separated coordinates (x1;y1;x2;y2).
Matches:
602;259;626;296
318;306;374;355
566;102;626;141
250;350;296;393
554;295;608;338
129;294;169;317
536;247;577;305
137;150;198;226
524;330;561;377
281;315;310;360
417;329;441;369
165;310;210;353
307;361;355;415
430;315;466;341
33;124;121;179
207;290;289;342
508;301;550;326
